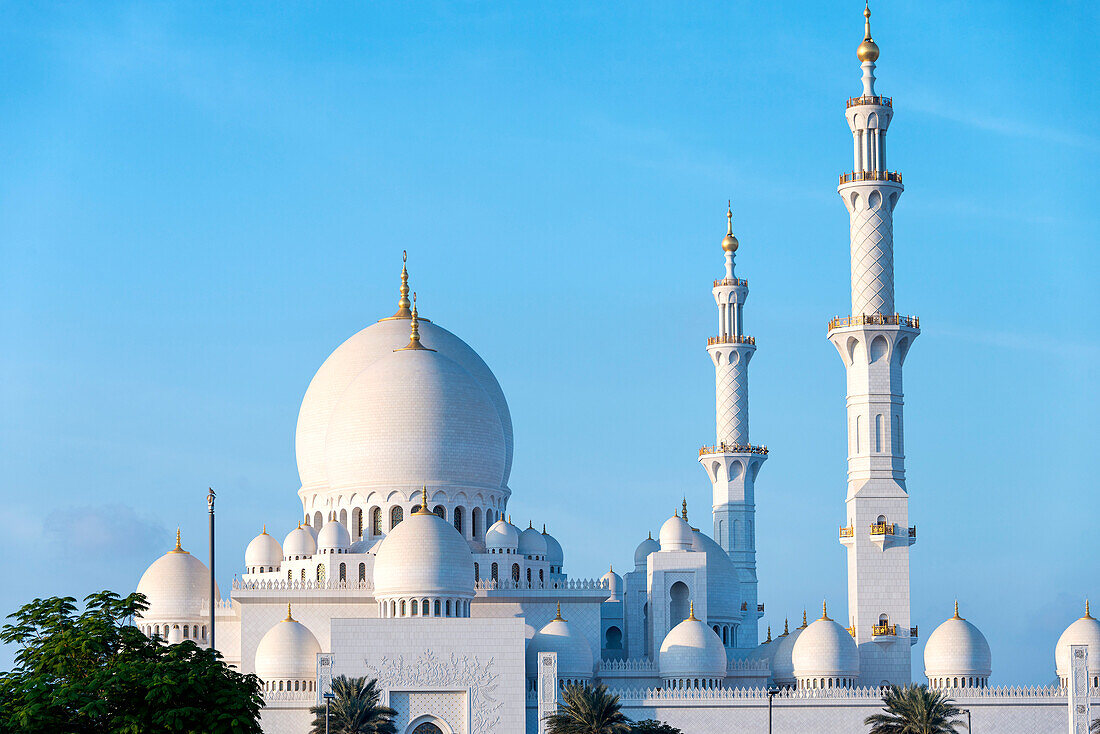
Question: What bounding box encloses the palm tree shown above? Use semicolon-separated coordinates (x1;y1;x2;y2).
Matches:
1090;717;1099;733
864;684;968;734
309;676;397;734
543;682;633;734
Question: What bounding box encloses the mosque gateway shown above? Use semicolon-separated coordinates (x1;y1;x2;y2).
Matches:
134;7;1098;733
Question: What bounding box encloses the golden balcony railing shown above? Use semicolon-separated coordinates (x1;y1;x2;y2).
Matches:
846;625;856;638
869;522;895;536
872;623;898;637
828;313;920;331
908;526;917;539
847;95;893;108
839;170;903;185
758;603;765;613
910;626;919;638
714;277;748;287
699;443;769;457
839;525;855;538
707;334;756;346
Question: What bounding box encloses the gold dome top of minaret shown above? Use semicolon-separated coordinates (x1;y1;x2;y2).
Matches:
857;3;880;62
721;202;739;253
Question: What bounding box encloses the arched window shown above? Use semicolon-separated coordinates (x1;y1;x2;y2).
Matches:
317;564;325;582
433;505;445;519
512;564;521;584
453;507;464;534
301;569;306;581
605;626;622;650
526;568;532;586
875;414;883;452
183;626;189;639
371;507;382;535
354;508;363;540
390;506;403;529
856;414;863;454
421;598;428;615
472;508;483;539
288;569;293;581
339;563;346;582
434;600;441;616
474;562;479;582
201;625;206;640
411;600;418;616
669;581;689;625
359;563;366;582
491;563;498;582
721;626;727;645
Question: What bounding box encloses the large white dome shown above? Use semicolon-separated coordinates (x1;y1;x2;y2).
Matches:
659;606;727;681
525;606;594;680
791;606;859;682
924;603;991;683
691;529;743;626
659;514;693;552
1055;602;1100;679
295;314;513;493
373;507;475;599
255;608;322;682
136;533;221;621
324;347;506;493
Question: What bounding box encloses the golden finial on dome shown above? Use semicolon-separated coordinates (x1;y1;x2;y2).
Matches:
953;600;961;619
801;609;808;629
554;601;565;621
721;201;739;254
381;250;413;321
781;619;789;637
681;498;688;523
1085;599;1093;620
170;528;186;553
688;601;698;621
766;626;772;643
414;486;433;515
262;524;267;535
396;293;435;352
857;2;880;62
285;603;294;621
543;524;547;534
648;531;652;540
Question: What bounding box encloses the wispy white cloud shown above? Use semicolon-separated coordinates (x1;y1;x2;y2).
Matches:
42;504;168;558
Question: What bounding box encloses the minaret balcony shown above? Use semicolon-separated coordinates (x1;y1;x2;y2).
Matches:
699;443;768;457
871;623;899;643
868;522;918;550
707;334;756;346
827;313;919;332
910;626;919;646
713;277;748;288
839;170;902;185
847;94;892;108
839;525;855;547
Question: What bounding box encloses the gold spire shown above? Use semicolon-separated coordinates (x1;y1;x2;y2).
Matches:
681;498;688;523
648;531;652;540
857;2;880;62
381;251;413;320
543;524;547;534
285;603;294;621
508;514;512;524
1085;599;1093;620
395;293;435;352
553;601;565;621
953;600;961;619
801;610;808;629
414;486;433;515
765;626;772;643
820;600;831;621
169;528;186;553
721;201;739;253
780;619;789;637
688;601;698;621
261;524;267;535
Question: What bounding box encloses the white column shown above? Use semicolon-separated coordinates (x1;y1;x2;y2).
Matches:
1069;645;1090;734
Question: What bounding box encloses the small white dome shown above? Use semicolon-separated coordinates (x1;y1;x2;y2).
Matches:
747;633;774;664
518;524;547;558
659;514;693;552
634;534;660;570
255;607;322;682
136;532;221;621
791;605;859;681
542;526;564;567
659;606;727;681
485;518;520;552
301;522;318;542
525;605;594;679
1055;602;1100;678
348;536;382;554
601;567;623;600
244;527;282;571
373;506;474;599
924;603;991;681
316;516;351;553
283;525;317;559
770;618;804;684
166;625;184;644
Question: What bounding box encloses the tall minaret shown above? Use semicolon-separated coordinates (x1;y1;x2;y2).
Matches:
829;3;919;686
699;203;767;649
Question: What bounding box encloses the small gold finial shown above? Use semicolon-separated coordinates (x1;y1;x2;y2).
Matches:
508;514;512;524
609;564;613;574
388;251;412;319
1086;600;1093;619
542;524;547;534
781;619;789;636
857;2;880;62
262;524;266;535
681;498;688;523
648;531;652;540
953;600;961;619
802;610;808;628
553;601;565;621
721;201;739;253
170;527;185;553
766;626;772;643
821;600;830;621
414;487;433;515
285;603;294;621
396;293;435;352
688;601;698;621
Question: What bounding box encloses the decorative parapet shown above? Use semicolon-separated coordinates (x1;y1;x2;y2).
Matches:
699;443;769;457
262;690;316;703
872;623;898;637
713;277;749;287
599;658;656;673
233;579;374;592
847;95;893;108
707;334;756;346
828;313;919;331
727;657;771;673
607;683;1067;703
839;170;903;185
475;578;608;591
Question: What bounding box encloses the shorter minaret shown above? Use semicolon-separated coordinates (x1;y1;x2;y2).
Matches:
699;203;767;648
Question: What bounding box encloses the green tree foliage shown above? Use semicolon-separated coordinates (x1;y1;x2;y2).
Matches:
308;675;396;734
864;684;968;734
0;591;263;734
630;720;684;734
544;682;633;734
1090;717;1099;733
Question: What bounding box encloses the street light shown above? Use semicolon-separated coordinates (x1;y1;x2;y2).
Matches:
961;707;971;732
766;685;781;734
323;692;335;734
207;487;216;652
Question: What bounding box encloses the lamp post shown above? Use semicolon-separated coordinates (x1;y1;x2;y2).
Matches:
766;685;780;733
962;707;971;732
323;692;335;734
207;487;216;652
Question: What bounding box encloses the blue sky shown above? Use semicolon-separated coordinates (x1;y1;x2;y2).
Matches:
0;1;1096;683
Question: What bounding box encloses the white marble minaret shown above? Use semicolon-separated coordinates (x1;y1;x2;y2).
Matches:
829;4;919;686
699;204;766;648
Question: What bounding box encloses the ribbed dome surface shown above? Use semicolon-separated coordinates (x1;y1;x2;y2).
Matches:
255;615;322;682
792;616;860;679
245;531;282;570
659;615;727;680
526;615;594;679
295;318;513;492
136;545;221;620
324;348;505;493
924;611;991;679
373;510;474;599
485;518;519;551
1055;609;1100;677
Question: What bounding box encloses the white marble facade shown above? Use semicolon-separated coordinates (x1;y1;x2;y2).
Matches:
132;7;1098;734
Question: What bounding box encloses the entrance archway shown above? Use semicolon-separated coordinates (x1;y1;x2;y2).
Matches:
411;724;442;734
407;715;451;734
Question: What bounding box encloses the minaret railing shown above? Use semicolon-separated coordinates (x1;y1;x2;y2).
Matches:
847;95;892;108
699;443;768;456
839;170;902;184
828;313;919;331
707;335;756;346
